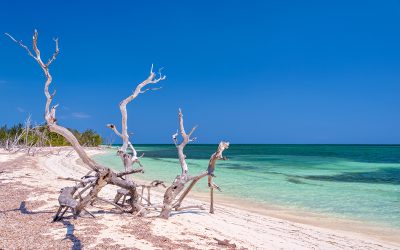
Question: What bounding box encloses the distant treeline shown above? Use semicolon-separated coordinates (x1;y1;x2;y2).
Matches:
0;123;103;147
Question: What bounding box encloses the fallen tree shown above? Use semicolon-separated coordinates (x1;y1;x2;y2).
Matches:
6;30;148;219
6;30;229;221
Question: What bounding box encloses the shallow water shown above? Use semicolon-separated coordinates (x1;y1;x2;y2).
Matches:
94;144;400;228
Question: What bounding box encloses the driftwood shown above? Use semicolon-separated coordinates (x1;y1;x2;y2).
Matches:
106;65;166;208
207;141;229;213
7;30;230;223
159;109;197;218
172;141;229;214
107;65;165;181
6;30;147;220
160;109;229;219
114;180;166;207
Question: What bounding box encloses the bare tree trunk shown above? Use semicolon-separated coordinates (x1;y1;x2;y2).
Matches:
210;187;214;214
160;109;197;219
7;30;230;222
6;30;148;218
107;65;165;181
160;109;229;219
172;141;229;212
107;65;165;208
160;110;229;219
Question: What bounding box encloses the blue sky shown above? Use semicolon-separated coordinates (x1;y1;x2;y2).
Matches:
1;0;400;144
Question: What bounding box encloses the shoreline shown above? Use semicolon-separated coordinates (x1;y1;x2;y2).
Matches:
1;147;399;249
98;147;400;244
191;192;400;244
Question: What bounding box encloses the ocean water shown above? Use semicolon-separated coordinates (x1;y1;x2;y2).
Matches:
94;144;400;228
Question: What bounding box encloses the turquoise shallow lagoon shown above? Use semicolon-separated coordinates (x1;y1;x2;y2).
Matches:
94;144;400;229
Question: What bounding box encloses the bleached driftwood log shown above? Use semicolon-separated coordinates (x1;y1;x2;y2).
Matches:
7;30;145;219
159;109;229;218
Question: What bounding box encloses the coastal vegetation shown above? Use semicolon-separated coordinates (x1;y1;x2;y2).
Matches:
0;122;103;148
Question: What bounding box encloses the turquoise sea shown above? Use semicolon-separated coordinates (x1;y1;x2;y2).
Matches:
94;144;400;229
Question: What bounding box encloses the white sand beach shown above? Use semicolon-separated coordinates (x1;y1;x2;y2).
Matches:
0;147;399;250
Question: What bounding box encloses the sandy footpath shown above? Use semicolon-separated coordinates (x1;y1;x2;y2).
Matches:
0;147;399;250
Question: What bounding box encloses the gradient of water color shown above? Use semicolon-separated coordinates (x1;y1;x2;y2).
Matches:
94;144;400;228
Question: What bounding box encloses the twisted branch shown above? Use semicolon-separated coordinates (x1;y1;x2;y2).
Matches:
6;30;100;171
7;30;146;218
107;65;166;181
173;108;197;179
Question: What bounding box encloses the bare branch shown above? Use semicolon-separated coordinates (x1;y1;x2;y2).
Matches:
46;38;59;67
106;124;123;139
160;109;201;218
188;125;197;137
7;30;101;171
9;29;147;219
166;141;229;217
117;64;166;153
174;109;197;178
207;141;229;187
116;168;144;177
172;130;179;146
128;142;138;158
139;86;162;94
5;33;36;59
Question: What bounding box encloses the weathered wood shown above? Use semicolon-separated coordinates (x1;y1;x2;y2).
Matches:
172;172;207;210
53;206;64;222
7;30;145;218
107;65;165;179
6;30;101;171
58;187;79;209
7;30;231;223
210;188;214;214
53;206;70;222
116;168;144;177
172;142;229;213
114;188;127;204
160;109;198;219
161;111;229;218
106;66;165;210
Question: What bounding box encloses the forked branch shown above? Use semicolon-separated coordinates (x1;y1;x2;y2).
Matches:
173;108;197;179
7;30;146;219
115;64;166;154
6;30;99;171
107;66;165;184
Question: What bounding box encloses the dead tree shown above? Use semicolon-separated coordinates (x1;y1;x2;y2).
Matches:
106;64;165;176
159;109;229;219
107;65;165;203
6;30;147;220
207;141;229;213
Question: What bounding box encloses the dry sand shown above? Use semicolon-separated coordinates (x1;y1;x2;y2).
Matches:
0;147;399;249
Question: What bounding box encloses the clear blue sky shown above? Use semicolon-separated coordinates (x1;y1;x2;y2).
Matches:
1;0;399;144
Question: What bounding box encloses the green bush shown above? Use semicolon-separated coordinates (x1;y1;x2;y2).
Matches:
0;124;103;147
